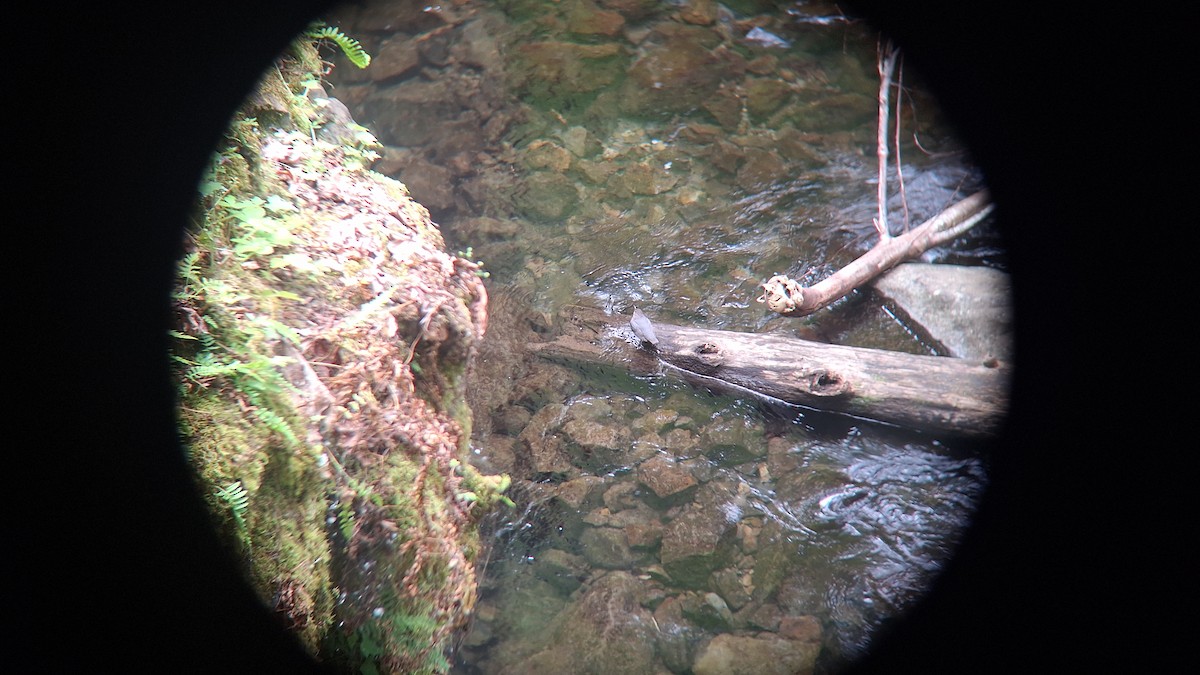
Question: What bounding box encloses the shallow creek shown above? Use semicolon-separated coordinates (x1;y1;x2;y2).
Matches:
326;1;1004;671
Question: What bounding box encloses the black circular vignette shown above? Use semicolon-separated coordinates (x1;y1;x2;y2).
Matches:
14;1;1186;672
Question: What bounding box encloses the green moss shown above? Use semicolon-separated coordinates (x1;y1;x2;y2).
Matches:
247;444;336;651
180;389;273;527
170;25;507;673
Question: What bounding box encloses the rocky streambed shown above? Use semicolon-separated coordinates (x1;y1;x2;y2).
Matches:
446;381;985;674
319;1;1001;673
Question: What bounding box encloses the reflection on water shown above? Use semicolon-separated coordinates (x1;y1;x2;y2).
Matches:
326;0;1000;672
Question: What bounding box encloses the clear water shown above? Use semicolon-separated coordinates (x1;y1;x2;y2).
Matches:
325;1;1002;672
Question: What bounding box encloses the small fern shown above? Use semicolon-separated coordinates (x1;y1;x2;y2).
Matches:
337;499;357;541
215;481;250;537
306;24;371;68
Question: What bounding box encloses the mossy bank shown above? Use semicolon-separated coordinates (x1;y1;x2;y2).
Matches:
170;30;511;674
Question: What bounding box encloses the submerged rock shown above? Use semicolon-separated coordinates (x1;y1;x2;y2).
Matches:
652;595;702;673
692;633;821;675
636;455;698;504
512;41;626;102
515;171;580;221
518;404;575;476
579;525;637;569
564;0;626;36
699;414;767;466
680;591;735;630
620;28;723;116
659;485;740;588
502;572;659;675
532;547;588;594
711;567;753;611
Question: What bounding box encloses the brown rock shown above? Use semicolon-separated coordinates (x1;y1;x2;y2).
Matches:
597;0;660;21
396;155;457;214
565;0;626;36
678;0;718;25
370;35;421;81
766;435;804;479
708;139;745;174
692;633;820;675
602;480;642;511
744;77;792;121
523;139;573;172
621;32;723;115
624;519;663;549
358;80;459;146
579;526;635;569
636;455;697;500
747;54;779;76
514;41;625;96
476;435;517;475
778;614;822;643
514;171;580;221
532;547;588;593
508;572;658;674
453;15;503;68
735;148;787;192
555;475;605;509
613;161;680;195
576;158;619;184
660;503;736;587
518;404;575;475
739;601;783;631
711;567;753;610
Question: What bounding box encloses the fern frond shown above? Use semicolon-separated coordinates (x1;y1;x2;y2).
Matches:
215;481;250;531
199;331;219;353
253;407;300;447
337;499;356;541
306;25;371;68
178;250;201;282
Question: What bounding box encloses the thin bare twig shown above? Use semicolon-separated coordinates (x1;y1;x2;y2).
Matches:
874;39;900;241
893;51;909;232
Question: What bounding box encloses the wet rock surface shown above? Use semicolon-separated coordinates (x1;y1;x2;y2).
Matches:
636;454;698;503
660;483;741;588
692;632;821;675
501;572;659;675
872;262;1013;361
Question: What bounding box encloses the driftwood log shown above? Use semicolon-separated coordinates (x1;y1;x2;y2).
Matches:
531;306;1010;438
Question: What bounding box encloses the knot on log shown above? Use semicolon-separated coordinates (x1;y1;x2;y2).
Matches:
693;342;724;369
674;341;725;375
800;369;850;397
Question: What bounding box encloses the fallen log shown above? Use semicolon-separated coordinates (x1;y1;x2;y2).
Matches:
531;306;1010;438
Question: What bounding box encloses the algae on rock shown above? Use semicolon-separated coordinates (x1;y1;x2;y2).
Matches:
170;33;510;673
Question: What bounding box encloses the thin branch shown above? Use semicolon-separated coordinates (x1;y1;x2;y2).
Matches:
874;39;900;241
757;190;993;317
893;51;909;232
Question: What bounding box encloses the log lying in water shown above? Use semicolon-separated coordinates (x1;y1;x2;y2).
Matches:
530;306;1010;438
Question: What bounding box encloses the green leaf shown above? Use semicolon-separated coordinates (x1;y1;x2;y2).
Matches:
233;238;276;257
199;180;224;198
264;195;297;213
256;317;303;345
269;253;315;271
359;632;383;658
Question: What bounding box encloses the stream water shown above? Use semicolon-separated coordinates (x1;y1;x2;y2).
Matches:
325;1;1005;672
